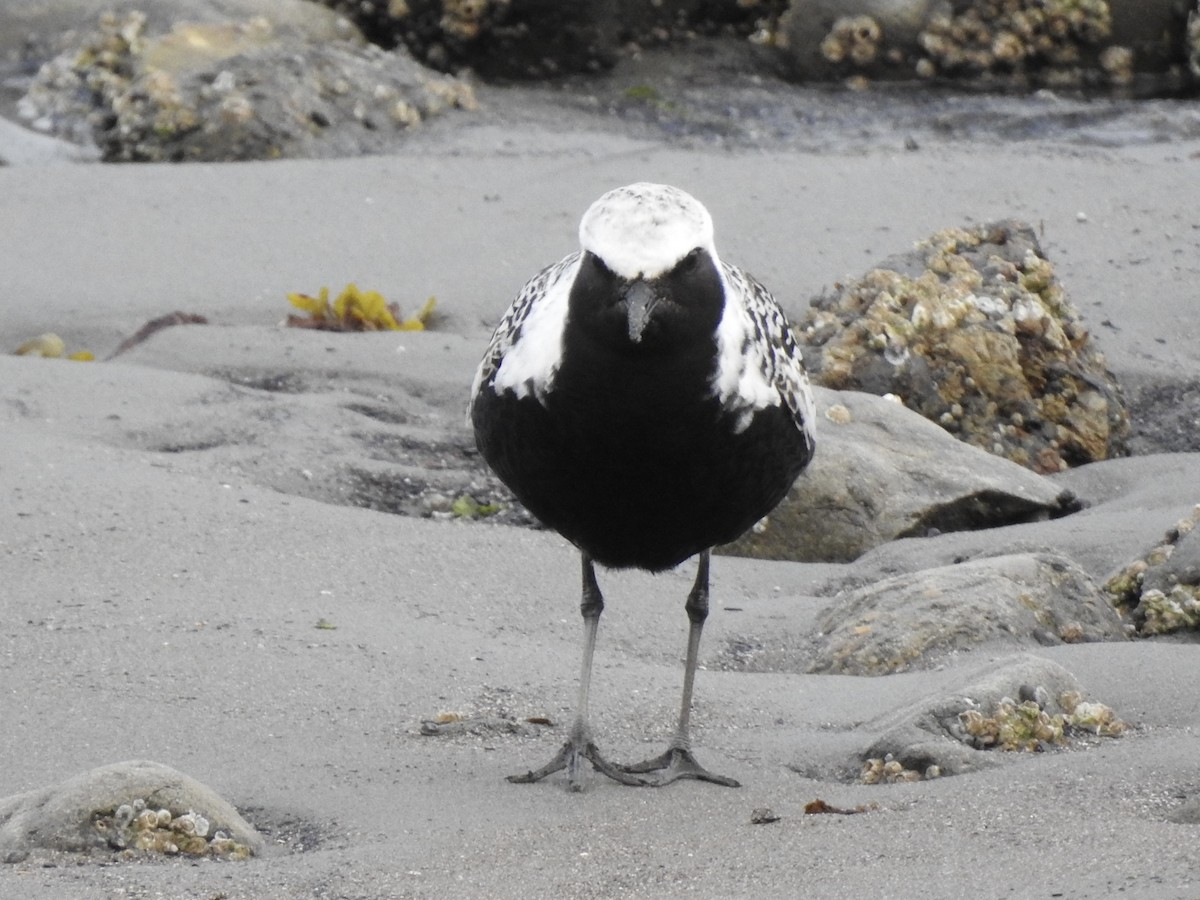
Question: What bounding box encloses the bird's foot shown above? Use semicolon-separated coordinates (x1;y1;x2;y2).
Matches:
619;746;741;788
508;739;654;792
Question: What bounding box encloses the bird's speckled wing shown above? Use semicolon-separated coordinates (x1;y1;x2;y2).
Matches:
719;262;817;453
468;251;581;416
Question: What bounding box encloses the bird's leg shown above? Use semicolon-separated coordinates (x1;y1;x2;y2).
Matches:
619;550;740;787
508;553;652;791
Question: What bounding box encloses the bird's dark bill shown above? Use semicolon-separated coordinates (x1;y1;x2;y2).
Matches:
623;280;658;343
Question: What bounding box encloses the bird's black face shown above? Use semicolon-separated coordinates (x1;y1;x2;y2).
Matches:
569;248;724;354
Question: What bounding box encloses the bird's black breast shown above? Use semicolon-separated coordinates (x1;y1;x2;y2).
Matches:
472;326;811;572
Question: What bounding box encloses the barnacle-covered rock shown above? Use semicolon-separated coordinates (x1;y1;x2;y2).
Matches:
17;10;476;161
859;754;935;784
91;798;251;860
916;0;1112;82
795;220;1129;474
773;0;1195;90
954;689;1126;751
771;0;937;77
958;697;1065;750
853;654;1128;784
0;760;262;864
1105;504;1200;635
1059;690;1128;736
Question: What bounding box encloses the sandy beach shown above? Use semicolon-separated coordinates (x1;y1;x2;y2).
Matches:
3;85;1200;899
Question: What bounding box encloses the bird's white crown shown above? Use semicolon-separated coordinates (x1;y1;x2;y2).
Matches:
579;183;718;280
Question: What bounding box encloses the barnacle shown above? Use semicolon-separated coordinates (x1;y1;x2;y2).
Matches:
953;689;1126;755
93;799;252;859
960;698;1065;750
820;15;883;67
1104;504;1200;633
1060;692;1128;736
286;284;437;332
860;754;935;783
915;0;1113;80
1137;586;1200;636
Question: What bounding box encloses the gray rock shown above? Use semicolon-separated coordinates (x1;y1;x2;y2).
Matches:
849;654;1086;778
0;0;355;58
0;114;100;164
808;552;1127;676
720;386;1079;564
0;760;264;864
13;7;475;161
816;453;1200;588
1143;516;1200;594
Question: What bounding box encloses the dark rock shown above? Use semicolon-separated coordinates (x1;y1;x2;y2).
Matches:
320;0;620;79
806;552;1127;676
719;386;1078;563
795;220;1130;474
771;0;1196;91
317;0;781;78
773;0;935;80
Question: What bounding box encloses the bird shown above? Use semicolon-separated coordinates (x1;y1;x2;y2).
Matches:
469;182;816;791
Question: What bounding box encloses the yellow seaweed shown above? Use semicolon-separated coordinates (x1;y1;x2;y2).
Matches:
400;295;438;331
14;332;94;361
287;286;330;316
286;284;437;332
332;283;401;330
15;333;66;357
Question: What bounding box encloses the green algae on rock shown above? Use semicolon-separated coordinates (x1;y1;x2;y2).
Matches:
795;219;1130;474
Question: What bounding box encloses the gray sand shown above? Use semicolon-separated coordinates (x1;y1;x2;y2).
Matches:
3;129;1200;897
